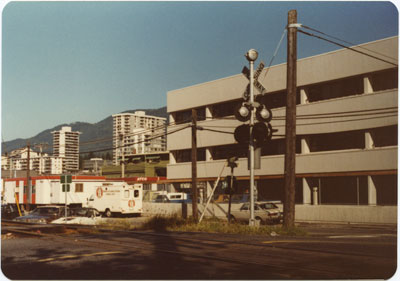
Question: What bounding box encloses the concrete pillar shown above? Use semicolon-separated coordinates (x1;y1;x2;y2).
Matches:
300;88;309;104
301;137;311;154
169;152;176;164
206;148;213;161
302;178;312;204
205;106;213;119
367;176;377;206
363;76;373;94
365;131;375;149
312;187;319;205
169;113;176;124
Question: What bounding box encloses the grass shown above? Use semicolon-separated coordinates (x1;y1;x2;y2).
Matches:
96;218;138;231
93;215;308;236
139;215;308;236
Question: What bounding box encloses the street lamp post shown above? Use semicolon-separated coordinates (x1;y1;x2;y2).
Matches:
245;49;258;226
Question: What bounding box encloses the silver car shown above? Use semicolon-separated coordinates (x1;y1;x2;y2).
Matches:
229;202;282;224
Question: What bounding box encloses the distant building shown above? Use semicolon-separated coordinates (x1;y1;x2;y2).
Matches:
112;111;166;166
82;158;113;174
1;147;63;176
52;126;81;173
103;151;169;178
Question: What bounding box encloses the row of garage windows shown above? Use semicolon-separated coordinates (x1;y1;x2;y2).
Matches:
222;175;397;206
172;125;397;163
172;69;397;123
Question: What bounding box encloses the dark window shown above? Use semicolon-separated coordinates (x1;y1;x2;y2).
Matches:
211;100;242;118
174;148;206;163
260;138;301;156
374;175;397;205
306;76;364;102
369;69;398;92
211;144;248;160
259;91;287;109
372;125;397;147
309;130;365;152
174;110;191;124
173;107;206;124
320;177;359;204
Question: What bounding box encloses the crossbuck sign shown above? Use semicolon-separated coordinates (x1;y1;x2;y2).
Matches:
242;61;267;99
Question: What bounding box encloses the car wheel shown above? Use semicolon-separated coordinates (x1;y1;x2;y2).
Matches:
228;215;236;223
104;209;112;218
255;217;263;225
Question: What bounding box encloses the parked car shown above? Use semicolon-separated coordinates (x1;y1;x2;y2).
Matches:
13;206;67;224
229;202;282;224
51;208;102;225
154;195;170;203
1;204;20;220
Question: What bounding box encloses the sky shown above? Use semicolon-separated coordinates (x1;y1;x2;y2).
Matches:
1;1;398;142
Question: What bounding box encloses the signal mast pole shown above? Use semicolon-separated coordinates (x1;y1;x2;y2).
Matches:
245;49;259;226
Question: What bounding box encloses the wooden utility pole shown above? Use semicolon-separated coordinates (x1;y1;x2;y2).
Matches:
26;142;31;207
283;9;297;228
191;109;198;220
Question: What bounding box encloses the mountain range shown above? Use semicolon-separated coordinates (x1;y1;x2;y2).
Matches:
2;107;168;157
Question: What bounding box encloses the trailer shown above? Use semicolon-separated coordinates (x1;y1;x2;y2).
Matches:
84;183;143;217
2;176;120;207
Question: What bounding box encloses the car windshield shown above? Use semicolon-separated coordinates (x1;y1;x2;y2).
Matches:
259;203;278;210
70;208;98;217
32;208;60;215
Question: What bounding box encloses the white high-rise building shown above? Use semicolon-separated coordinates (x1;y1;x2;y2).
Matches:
52;126;81;173
2;147;63;176
112;111;166;165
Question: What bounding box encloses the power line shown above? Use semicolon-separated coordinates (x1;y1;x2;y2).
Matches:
301;25;398;62
79;118;192;147
298;29;398;67
79;124;191;154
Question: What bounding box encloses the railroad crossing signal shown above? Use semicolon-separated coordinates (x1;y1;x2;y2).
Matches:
234;60;274;148
242;61;267;98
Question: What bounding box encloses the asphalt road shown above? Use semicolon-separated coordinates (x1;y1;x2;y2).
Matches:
1;222;397;280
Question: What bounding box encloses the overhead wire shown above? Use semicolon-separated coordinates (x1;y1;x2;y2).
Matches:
297;29;398;67
301;25;398;62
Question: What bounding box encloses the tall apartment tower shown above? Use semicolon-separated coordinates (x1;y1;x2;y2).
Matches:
52;126;81;173
112;111;166;165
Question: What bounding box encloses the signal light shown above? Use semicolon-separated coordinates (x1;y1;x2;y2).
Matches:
252;122;271;146
234;103;250;122
256;106;272;123
234;124;250;144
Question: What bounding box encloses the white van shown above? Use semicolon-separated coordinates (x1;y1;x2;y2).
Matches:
85;183;143;217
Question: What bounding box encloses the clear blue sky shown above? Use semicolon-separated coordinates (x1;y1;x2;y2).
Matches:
1;1;398;141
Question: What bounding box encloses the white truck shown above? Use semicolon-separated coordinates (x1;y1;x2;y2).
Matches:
85;183;143;217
